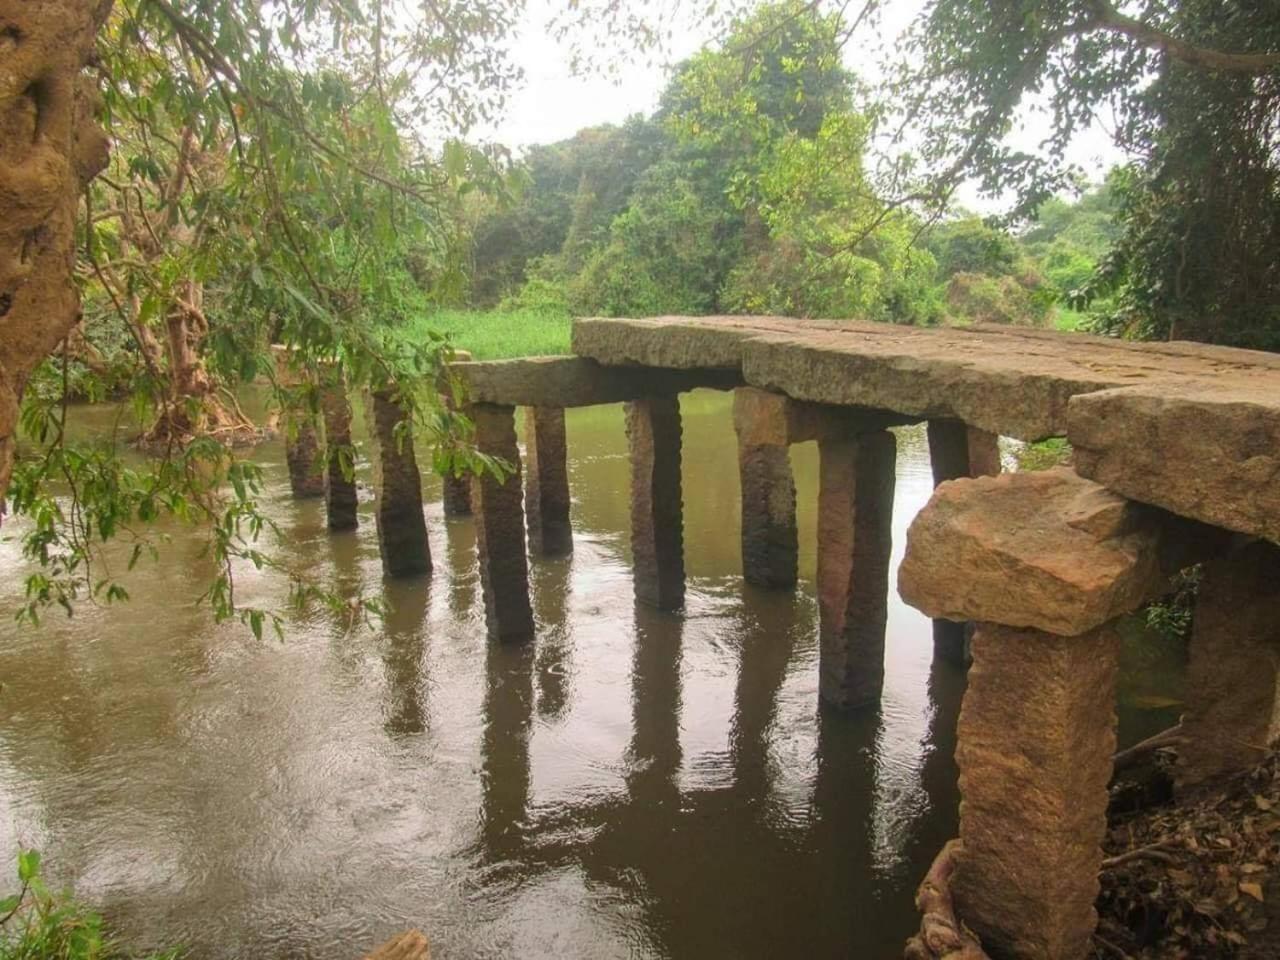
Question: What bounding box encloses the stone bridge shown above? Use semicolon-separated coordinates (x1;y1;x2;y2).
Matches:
279;316;1280;960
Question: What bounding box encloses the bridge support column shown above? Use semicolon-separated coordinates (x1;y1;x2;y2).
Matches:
273;348;324;500
525;406;572;556
472;403;535;641
320;373;358;531
1178;540;1280;789
899;467;1230;960
733;388;798;590
956;622;1118;959
816;429;895;709
626;395;685;610
440;391;472;517
368;389;431;578
926;419;1001;665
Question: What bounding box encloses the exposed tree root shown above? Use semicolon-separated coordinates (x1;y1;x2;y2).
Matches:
904;840;991;960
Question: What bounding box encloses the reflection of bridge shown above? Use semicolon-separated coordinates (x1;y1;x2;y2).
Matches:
282;316;1280;959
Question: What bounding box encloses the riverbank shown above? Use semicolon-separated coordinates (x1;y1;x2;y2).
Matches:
402;308;571;360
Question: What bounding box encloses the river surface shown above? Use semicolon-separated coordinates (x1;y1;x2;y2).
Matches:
0;390;1182;959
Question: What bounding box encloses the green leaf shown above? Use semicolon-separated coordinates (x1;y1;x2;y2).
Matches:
17;849;41;884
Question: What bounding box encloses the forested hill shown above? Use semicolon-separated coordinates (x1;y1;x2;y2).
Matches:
465;2;1120;332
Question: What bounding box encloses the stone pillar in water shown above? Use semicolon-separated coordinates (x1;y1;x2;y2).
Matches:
733;388;798;590
1178;540;1280;788
898;467;1224;960
524;406;572;556
439;351;473;517
956;622;1119;959
273;347;325;500
925;418;1001;665
816;429;896;709
471;403;535;641
625;395;685;611
319;369;358;531
368;388;431;578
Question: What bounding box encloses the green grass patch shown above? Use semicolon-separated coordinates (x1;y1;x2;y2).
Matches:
401;309;572;360
1053;306;1088;332
1015;437;1073;471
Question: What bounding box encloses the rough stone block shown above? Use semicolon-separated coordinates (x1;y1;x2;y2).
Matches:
899;468;1177;637
817;429;895;709
954;623;1119;960
319;378;358;531
368;389;431;578
471;403;534;641
626;395;685;610
1070;381;1280;545
1178;540;1280;788
525;406;572;556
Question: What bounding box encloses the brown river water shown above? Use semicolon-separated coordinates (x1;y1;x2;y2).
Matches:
0;390;1182;959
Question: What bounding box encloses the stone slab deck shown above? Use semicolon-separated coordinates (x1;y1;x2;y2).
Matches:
571;315;1280;544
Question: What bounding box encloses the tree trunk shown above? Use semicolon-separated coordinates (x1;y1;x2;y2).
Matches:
0;0;112;513
141;280;257;447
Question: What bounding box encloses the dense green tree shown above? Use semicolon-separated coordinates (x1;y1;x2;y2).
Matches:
893;0;1280;347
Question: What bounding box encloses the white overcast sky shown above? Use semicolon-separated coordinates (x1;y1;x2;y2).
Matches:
480;0;1126;213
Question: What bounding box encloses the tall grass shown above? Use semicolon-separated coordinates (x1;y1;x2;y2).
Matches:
401;309;572;360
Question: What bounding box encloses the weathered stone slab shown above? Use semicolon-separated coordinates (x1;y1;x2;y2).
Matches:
471;403;534;641
319;377;358;531
1178;540;1280;788
524;406;572;556
954;622;1119;960
732;384;916;445
900;468;1183;637
572;314;1280;444
453;355;740;409
626;395;685;610
817;429;895;709
1070;382;1280;545
368;389;431;578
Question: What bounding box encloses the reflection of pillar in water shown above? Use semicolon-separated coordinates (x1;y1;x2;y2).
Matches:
626;602;684;809
479;640;535;853
443;510;477;620
728;591;799;799
380;579;430;738
531;555;573;722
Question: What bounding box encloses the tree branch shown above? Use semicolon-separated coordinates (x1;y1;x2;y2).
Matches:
1086;0;1280;74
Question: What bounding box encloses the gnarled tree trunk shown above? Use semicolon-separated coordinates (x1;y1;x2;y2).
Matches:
0;0;111;512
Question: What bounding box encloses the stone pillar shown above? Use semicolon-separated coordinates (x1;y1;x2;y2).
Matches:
471;403;534;641
524;406;572;556
440;390;472;517
737;441;797;588
816;429;896;709
926;419;1001;664
898;468;1226;960
954;622;1119;960
1178;540;1280;788
926;419;1001;484
368;389;431;578
319;374;358;531
273;348;324;500
625;395;685;611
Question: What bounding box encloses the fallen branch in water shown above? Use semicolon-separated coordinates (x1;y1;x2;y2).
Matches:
904;840;990;960
1101;840;1183;870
